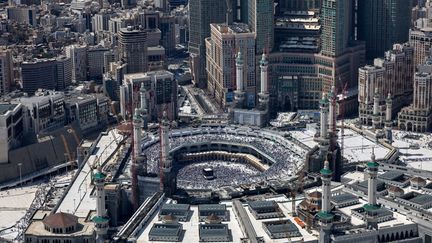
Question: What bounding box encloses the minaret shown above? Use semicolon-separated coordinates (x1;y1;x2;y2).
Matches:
92;167;109;243
364;148;380;229
320;93;329;140
139;83;148;129
315;93;330;155
385;93;393;142
318;160;334;243
133;108;142;159
160;111;175;195
258;53;269;111
234;51;245;109
372;88;381;130
367;148;379;207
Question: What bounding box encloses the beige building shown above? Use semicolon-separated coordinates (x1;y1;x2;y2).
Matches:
205;23;256;108
398;57;432;132
358;43;414;125
24;211;95;243
409;28;432;68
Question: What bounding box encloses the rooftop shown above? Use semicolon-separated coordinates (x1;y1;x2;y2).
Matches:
248;200;278;210
55;130;124;217
198;224;229;237
149;223;182;237
379;171;404;181
263;219;301;234
0;103;18;115
331;193;358;204
42;212;77;228
409;194;432;206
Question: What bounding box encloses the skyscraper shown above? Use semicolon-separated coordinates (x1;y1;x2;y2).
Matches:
321;0;353;57
189;0;227;88
65;44;88;82
56;56;72;90
118;26;148;74
248;0;274;53
206;23;256;108
358;0;412;61
0;49;14;96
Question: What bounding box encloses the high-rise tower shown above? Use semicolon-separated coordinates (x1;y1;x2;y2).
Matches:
321;0;353;57
189;0;227;88
358;0;412;61
248;0;274;53
118;26;148;74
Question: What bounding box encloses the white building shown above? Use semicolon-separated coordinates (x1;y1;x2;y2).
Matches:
14;91;65;134
66;44;88;82
0;103;23;163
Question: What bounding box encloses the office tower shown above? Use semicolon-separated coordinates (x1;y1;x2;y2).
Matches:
66;44;88;82
248;0;274;53
160;15;176;56
398;55;432;132
121;71;177;121
87;47;109;82
118;26;148;74
205;23;256;108
410;28;432;67
92;11;112;32
0;49;14;96
6;6;37;26
321;0;353;57
189;0;227;88
358;0;412;61
56;56;72;90
21;59;57;94
358;43;414;126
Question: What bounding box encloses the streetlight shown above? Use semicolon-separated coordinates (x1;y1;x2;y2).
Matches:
18;163;22;188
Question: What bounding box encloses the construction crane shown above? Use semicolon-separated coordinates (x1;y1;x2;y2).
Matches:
289;160;305;217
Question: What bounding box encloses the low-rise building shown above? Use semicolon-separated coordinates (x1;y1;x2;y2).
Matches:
24;212;95;243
